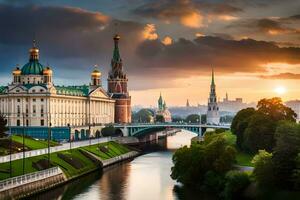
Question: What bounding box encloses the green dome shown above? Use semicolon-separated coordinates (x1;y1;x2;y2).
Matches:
21;61;44;75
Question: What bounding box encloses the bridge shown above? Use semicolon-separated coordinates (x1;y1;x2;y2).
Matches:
113;123;231;137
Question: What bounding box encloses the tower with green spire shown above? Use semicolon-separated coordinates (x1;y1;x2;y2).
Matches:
207;67;220;124
158;93;163;110
107;34;131;123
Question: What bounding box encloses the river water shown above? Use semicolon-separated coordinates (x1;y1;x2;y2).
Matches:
31;131;216;200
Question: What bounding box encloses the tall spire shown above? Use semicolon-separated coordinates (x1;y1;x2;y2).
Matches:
113;34;121;62
211;67;215;86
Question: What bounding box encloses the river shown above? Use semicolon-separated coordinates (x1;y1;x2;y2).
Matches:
31;131;216;200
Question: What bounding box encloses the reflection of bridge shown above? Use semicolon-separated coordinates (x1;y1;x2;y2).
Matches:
114;123;230;136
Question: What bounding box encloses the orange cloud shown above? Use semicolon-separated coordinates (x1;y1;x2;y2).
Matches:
143;24;158;40
180;11;204;28
162;36;173;45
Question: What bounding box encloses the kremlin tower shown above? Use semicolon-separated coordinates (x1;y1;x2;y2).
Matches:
107;34;131;123
206;68;220;124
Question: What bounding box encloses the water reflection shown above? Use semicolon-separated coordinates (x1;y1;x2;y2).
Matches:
32;130;207;200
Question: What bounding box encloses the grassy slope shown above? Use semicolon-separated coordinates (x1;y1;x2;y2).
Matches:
12;135;59;150
82;141;130;160
0;141;131;180
222;131;254;167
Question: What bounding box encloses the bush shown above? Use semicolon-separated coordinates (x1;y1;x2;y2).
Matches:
57;153;84;169
222;171;251;200
252;150;274;186
32;159;53;170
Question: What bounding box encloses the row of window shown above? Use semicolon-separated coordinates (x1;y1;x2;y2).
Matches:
16;119;45;126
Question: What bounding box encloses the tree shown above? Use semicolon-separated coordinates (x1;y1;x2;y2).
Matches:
231;108;256;149
101;125;116;137
257;97;297;122
252;150;274;186
171;132;237;190
172;116;185;123
0;113;8;138
243;112;276;153
132;109;154;123
223;171;251;200
186;114;200;123
155;115;165;123
272;121;300;188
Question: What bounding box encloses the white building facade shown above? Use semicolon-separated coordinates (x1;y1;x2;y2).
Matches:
0;42;115;140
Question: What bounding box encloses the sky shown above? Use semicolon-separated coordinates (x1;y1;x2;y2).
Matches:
0;0;300;107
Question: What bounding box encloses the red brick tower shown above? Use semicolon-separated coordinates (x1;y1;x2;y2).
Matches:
108;34;131;123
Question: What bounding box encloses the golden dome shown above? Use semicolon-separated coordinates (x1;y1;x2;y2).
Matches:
91;69;101;77
114;34;121;40
43;67;53;75
12;67;21;75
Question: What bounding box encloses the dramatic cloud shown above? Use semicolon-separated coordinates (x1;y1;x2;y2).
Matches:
260;73;300;80
135;36;300;77
1;3;300;91
228;15;300;36
133;0;242;28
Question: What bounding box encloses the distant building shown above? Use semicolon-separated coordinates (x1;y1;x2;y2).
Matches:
156;93;172;122
206;68;220;124
186;99;190;107
218;92;246;113
285;100;300;122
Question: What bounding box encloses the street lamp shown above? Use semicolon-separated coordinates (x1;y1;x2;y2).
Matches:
47;122;51;168
68;123;72;152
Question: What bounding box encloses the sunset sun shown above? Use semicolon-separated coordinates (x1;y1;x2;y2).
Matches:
274;86;287;95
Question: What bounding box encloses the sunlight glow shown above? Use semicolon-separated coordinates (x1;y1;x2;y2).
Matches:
274;86;287;95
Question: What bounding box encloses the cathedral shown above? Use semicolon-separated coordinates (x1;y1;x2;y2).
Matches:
206;69;220;124
155;93;172;123
0;35;131;140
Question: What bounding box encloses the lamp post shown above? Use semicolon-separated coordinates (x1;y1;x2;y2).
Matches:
22;112;25;175
68;123;71;152
8;112;12;178
47;122;51;168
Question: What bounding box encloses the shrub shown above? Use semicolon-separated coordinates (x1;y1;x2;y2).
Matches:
222;170;251;200
57;153;84;169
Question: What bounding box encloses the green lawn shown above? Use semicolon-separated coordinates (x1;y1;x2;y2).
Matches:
12;135;59;150
0;141;131;180
82;141;130;160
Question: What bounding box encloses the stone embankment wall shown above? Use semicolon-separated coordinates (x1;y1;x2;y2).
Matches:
0;167;66;200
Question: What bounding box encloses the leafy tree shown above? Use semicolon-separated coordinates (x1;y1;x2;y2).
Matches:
243;112;276;153
0;113;8;138
186;114;200;123
272;121;300;188
252;150;274;186
155;115;165;123
222;171;251;200
257;97;297;122
132;109;154;123
231;108;256;149
172;116;185;123
101;125;116;137
171;133;236;190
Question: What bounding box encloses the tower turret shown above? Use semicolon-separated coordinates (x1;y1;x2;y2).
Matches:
12;66;21;84
43;66;53;84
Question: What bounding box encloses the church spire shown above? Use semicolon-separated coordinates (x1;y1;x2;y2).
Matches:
113;34;121;62
211;67;215;86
